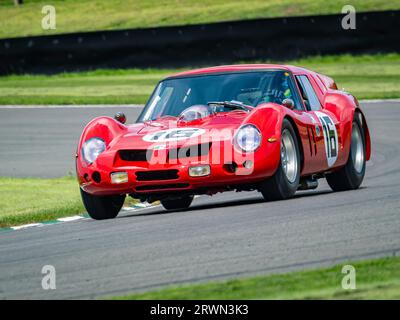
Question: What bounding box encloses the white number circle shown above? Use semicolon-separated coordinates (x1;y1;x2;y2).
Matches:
315;111;339;167
143;128;205;142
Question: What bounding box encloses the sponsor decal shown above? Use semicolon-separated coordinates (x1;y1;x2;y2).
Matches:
143;128;205;142
314;111;339;167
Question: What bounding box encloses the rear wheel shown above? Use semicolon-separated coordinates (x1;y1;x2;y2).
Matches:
80;188;125;220
259;119;301;201
326;115;366;191
161;195;194;210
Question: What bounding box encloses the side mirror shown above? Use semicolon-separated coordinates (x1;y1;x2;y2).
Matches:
282;98;295;110
114;112;126;124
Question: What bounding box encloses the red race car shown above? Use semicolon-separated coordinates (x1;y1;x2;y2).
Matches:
76;64;371;220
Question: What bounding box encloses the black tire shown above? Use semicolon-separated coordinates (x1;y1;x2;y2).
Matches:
80;188;125;220
259;119;301;201
326;115;366;191
161;195;194;210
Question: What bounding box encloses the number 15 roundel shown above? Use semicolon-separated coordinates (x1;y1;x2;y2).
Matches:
314;111;339;167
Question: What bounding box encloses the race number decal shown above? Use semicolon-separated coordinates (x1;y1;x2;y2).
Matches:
143;128;205;142
314;111;338;167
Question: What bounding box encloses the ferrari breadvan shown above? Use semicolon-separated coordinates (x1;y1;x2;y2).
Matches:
76;65;371;220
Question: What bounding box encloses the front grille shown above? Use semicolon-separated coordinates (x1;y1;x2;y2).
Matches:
119;149;151;162
168;143;211;160
119;143;210;162
135;183;189;191
135;169;179;181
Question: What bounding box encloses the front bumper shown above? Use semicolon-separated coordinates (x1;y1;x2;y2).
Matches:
79;162;268;196
77;142;280;196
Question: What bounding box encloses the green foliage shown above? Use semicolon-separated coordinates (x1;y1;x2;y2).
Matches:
1;0;399;39
0;54;399;105
112;256;400;299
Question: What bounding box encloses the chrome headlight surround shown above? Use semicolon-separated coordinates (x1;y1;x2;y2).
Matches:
81;137;106;164
234;124;262;153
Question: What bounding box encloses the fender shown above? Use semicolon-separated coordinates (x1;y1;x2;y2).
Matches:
241;103;304;176
323;91;371;167
76;116;128;178
352;97;372;161
244;103;286;137
77;116;127;153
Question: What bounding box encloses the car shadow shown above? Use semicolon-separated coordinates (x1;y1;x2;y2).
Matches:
119;188;340;219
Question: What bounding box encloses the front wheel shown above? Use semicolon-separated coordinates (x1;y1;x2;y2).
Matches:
161;195;194;210
80;188;125;220
259;119;301;201
326;115;366;191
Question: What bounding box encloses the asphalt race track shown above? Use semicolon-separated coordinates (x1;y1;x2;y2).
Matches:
0;105;143;178
0;101;400;299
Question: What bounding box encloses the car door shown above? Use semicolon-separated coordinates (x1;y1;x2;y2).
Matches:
294;74;341;173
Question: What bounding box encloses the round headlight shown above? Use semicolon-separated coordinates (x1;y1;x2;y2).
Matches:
82;138;106;164
234;124;262;152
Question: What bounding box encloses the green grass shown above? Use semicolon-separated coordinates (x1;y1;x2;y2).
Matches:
0;176;139;228
112;256;400;299
0;53;399;105
0;68;173;105
0;176;84;228
287;54;400;100
1;0;399;39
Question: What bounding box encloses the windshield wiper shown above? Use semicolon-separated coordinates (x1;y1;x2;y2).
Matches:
207;100;253;112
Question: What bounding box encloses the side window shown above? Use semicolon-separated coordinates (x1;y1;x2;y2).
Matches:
284;74;303;110
295;75;321;111
256;71;302;110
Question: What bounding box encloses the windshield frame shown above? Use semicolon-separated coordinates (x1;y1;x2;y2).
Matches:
136;69;302;123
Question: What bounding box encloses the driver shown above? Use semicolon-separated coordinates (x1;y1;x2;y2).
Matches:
260;72;292;104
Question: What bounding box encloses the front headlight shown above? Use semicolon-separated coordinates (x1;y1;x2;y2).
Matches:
234;124;262;152
82;138;106;164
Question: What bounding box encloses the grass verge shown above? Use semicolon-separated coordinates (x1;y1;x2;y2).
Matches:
0;176;84;228
0;176;140;228
286;53;400;100
0;53;399;105
1;0;399;39
112;256;400;299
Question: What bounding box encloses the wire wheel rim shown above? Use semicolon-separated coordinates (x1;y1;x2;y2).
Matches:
351;123;364;174
281;129;298;183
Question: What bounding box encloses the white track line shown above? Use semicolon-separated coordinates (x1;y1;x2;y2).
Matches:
121;203;160;212
57;216;86;222
3;204;161;232
11;223;41;231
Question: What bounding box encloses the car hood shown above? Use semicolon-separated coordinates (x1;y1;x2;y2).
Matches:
113;111;248;150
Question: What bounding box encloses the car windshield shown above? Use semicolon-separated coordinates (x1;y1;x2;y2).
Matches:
138;70;296;122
